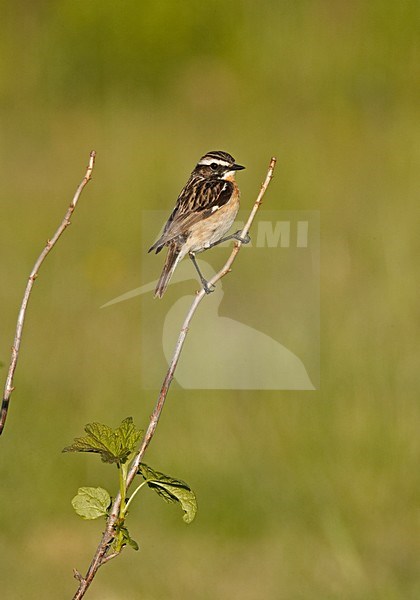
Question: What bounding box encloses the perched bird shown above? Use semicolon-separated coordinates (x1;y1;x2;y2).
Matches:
149;150;246;298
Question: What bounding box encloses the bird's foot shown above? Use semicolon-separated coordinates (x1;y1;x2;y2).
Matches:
202;279;216;295
232;230;251;244
207;230;251;249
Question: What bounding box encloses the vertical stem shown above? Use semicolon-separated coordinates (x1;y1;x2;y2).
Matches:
120;462;129;512
0;151;96;435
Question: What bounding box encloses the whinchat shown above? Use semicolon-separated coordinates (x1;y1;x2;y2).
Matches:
149;150;246;298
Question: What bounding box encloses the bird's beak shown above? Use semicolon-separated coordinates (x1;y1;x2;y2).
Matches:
232;163;245;171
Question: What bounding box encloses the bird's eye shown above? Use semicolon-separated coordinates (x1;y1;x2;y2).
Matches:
210;163;218;170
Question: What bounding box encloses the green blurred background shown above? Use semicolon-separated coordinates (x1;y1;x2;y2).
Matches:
1;2;419;598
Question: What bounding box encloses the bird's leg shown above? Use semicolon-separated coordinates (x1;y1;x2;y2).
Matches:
207;230;251;248
189;252;215;294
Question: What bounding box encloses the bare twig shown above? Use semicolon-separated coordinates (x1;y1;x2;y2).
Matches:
71;156;276;600
0;151;96;436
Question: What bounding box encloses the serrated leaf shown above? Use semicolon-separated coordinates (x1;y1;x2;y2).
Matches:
138;463;197;524
63;417;143;464
71;487;111;520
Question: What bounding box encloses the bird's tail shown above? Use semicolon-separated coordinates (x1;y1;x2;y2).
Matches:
154;245;181;298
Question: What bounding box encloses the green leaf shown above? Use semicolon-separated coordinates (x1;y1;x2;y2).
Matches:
63;417;143;464
138;463;197;524
71;487;111;520
113;522;139;552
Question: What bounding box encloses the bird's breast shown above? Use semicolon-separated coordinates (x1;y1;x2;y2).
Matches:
186;189;240;254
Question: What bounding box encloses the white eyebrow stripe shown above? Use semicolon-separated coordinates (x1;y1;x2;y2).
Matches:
198;157;231;167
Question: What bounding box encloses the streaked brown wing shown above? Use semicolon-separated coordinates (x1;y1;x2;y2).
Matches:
151;177;234;250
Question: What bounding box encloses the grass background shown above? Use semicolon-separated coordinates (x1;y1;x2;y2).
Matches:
0;2;419;598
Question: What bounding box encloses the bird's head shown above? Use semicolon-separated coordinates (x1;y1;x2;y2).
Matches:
193;150;245;180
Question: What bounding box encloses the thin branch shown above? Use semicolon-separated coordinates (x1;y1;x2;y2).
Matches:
99;552;121;566
0;151;96;436
71;156;277;600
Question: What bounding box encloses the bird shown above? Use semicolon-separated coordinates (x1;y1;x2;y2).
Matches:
148;150;246;298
